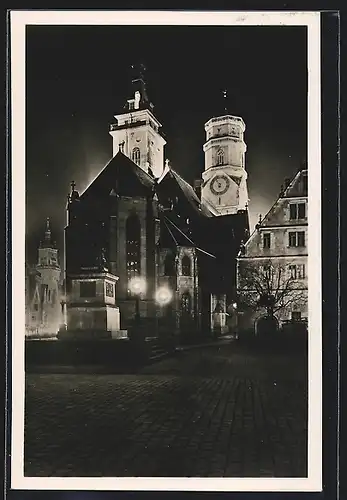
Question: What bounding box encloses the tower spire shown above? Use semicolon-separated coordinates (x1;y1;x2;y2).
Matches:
125;63;153;111
45;217;51;243
222;89;228;113
40;217;55;248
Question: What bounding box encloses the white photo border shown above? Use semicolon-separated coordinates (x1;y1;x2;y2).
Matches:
10;10;322;492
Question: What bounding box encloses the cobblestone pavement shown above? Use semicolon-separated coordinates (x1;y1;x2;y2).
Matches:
24;343;308;478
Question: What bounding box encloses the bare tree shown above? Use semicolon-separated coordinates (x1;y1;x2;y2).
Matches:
237;259;307;319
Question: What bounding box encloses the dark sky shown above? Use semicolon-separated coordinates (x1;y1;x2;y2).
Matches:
25;24;307;265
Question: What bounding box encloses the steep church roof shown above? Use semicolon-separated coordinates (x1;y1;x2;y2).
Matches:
157;166;213;218
159;213;215;258
80;152;155;200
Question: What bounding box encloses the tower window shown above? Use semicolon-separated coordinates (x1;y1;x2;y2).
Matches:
126;214;141;285
216;149;224;166
132;147;141;166
181;293;191;314
181;255;191;276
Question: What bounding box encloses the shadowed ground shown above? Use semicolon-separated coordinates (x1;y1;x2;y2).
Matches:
24;341;307;477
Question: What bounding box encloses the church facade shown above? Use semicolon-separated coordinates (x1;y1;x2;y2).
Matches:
64;69;250;339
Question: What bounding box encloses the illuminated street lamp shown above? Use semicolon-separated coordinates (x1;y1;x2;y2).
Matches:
128;276;147;322
155;285;173;338
155;286;173;307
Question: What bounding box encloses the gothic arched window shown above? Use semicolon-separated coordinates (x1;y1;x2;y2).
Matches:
126;214;141;282
132;147;141;166
181;292;191;313
217;149;224;166
164;253;176;276
181;255;191;276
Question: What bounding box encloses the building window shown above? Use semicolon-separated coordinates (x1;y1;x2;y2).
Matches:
291;311;302;321
261;264;272;279
297;264;305;278
216;149;224;166
126;214;141;283
181;255;191;276
164;254;176;276
289;231;305;247
289;265;297;279
34;303;39;311
128;101;135;111
105;282;114;298
289;203;306;220
181;293;191;313
289;264;306;279
132;147;141;166
80;281;96;298
263;233;271;249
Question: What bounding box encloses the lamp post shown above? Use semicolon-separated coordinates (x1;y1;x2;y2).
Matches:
128;276;147;323
59;295;67;333
155;286;173;308
155;285;173;337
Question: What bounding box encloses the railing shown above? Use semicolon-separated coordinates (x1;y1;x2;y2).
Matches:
109;120;147;131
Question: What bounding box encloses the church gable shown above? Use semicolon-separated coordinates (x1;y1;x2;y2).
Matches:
157;167;212;218
80;152;155;202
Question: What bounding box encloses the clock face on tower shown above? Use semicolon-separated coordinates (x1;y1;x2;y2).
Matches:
210;174;230;196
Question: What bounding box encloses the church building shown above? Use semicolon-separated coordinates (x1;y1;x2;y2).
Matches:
64;67;250;339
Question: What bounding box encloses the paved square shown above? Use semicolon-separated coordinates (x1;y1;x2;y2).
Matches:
24;343;308;477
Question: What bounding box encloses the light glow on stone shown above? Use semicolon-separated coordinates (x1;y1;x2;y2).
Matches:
128;276;147;296
155;286;173;306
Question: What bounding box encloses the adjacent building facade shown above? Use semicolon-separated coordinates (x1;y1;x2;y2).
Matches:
236;167;308;332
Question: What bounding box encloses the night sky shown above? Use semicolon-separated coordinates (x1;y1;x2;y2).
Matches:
25;24;307;267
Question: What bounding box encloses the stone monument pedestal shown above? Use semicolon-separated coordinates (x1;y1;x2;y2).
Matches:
64;271;128;340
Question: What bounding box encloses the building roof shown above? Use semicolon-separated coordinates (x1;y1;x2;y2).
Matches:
159;214;215;258
80;152;155;200
39;217;57;249
157;166;213;218
238;168;308;258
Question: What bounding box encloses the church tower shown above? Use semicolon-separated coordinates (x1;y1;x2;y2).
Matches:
109;64;166;179
36;218;62;334
201;92;249;215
